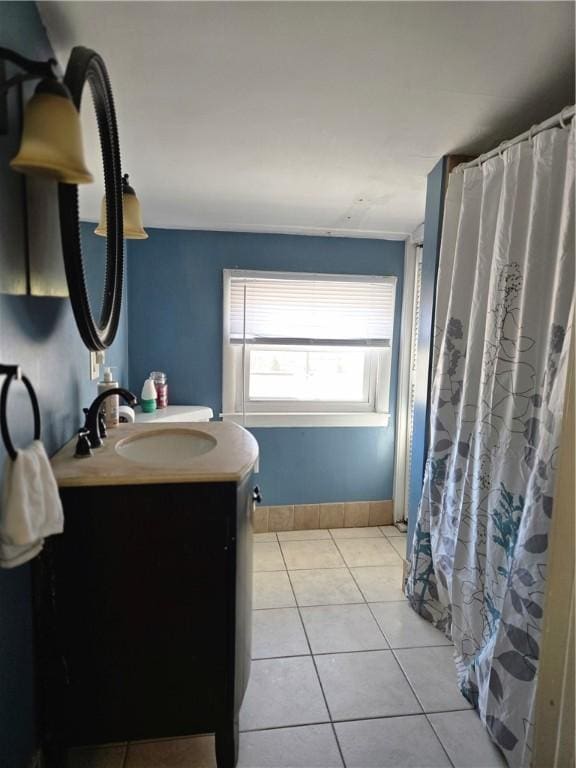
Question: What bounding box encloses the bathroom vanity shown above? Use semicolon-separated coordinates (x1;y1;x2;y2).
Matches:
36;422;258;768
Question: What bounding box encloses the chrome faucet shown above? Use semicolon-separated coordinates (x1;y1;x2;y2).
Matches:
83;388;138;448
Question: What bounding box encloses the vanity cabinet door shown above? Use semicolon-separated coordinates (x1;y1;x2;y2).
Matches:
215;473;254;768
233;474;254;710
45;481;238;747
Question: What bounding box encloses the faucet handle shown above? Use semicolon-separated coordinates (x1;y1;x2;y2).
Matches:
98;409;108;439
82;405;107;441
74;429;93;459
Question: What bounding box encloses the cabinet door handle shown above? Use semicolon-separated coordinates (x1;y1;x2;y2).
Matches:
252;486;262;504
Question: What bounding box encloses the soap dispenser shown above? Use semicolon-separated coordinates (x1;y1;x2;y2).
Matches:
98;367;119;428
141;377;157;413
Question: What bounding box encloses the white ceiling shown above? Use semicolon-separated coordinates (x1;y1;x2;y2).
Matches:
39;1;574;239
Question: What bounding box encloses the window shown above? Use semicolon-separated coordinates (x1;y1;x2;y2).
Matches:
222;270;397;427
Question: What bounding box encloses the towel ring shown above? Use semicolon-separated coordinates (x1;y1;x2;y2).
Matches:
0;373;41;461
559;107;571;129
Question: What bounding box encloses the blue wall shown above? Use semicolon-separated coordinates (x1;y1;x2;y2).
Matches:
406;158;447;546
128;229;404;505
0;7;128;766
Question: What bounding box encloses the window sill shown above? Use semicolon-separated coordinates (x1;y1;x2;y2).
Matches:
220;412;390;428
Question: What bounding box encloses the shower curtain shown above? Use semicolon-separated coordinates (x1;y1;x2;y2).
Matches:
406;119;574;768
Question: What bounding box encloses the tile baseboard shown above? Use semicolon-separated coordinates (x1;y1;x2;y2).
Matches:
255;500;394;533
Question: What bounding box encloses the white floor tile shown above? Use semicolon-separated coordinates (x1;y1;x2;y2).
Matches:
252;608;309;658
253;542;286;571
330;527;383;539
254;532;277;543
350;565;405;602
428;710;507;768
277;529;331;541
315;650;421;721
125;736;215;767
395;646;473;713
289;568;364;606
370;601;452;648
335;716;451;768
253;571;296;609
240;657;329;731
335;538;402;567
68;745;127;768
301;604;388;654
280;540;345;569
238;724;343;768
388;535;408;558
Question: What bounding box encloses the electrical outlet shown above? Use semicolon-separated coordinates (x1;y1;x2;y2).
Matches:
89;351;100;380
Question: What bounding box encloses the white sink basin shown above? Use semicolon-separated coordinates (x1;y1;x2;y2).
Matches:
115;429;217;466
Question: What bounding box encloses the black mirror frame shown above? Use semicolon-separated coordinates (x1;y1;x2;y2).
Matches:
58;46;123;351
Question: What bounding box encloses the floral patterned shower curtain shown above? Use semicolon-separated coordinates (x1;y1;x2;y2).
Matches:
406;119;574;768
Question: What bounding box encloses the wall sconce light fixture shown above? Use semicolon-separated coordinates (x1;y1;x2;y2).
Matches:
95;173;148;239
0;46;93;184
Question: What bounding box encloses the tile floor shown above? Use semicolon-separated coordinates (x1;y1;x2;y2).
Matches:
68;526;507;768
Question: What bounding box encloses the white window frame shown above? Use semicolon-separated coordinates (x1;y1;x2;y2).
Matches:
222;269;395;427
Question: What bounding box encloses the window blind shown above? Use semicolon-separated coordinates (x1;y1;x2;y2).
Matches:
228;272;396;347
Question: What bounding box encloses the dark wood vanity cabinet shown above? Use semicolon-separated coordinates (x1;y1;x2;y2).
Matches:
36;474;254;768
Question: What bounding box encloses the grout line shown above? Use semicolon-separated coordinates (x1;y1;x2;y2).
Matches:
344;544;425;710
250;541;464;766
262;526;401;541
253;652;311;660
278;539;347;570
330;536;404;571
343;560;432;719
424;712;457;768
240;718;333;734
254;539;413;766
82;531;449;765
344;557;371;606
389;645;432;716
252;643;452;661
276;538;349;768
258;565;349;571
254;600;362;610
347;564;406;571
256;561;410;572
252;598;411;611
239;707;472;734
253;599;406;610
345;563;393;647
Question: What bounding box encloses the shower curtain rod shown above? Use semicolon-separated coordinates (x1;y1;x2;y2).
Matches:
456;104;575;171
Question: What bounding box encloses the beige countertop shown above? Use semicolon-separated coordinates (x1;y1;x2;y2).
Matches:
134;405;213;422
51;421;259;488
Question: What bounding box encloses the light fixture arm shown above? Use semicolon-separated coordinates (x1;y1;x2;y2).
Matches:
0;47;59;135
0;47;58;94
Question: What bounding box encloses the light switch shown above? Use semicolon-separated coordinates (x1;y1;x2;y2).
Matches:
89;351;100;380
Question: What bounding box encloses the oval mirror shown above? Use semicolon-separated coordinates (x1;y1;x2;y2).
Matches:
58;46;123;351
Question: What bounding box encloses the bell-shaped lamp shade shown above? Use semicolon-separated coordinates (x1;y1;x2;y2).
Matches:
10;79;93;184
94;197;108;237
95;174;148;239
123;186;148;239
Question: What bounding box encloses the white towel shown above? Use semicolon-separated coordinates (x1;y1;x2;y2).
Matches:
0;440;64;568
